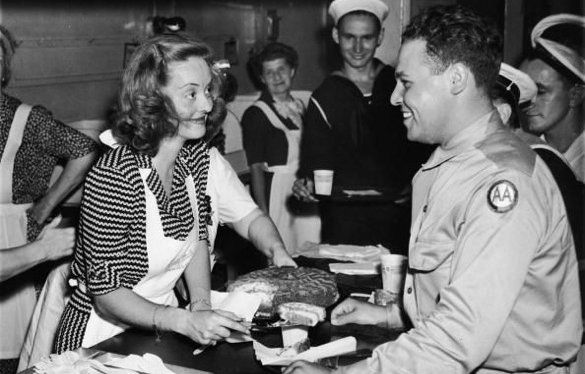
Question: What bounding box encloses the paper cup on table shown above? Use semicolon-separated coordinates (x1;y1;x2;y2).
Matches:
281;325;309;347
380;254;407;295
313;170;334;196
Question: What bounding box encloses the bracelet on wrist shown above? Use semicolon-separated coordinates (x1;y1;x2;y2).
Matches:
152;305;169;343
190;298;211;310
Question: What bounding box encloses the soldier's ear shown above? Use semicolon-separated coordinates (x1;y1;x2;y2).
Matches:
569;83;585;108
448;62;469;95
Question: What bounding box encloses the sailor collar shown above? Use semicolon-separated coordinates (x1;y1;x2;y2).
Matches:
421;111;502;171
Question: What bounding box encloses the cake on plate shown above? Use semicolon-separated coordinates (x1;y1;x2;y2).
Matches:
227;267;339;317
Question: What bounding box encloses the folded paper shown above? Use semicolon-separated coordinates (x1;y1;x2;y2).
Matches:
253;336;357;366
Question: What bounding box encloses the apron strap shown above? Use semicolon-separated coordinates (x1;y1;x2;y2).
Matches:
0;103;33;203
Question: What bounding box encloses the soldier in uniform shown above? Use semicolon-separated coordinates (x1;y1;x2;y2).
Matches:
285;5;582;374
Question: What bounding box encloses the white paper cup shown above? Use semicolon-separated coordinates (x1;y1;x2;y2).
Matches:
281;325;309;347
313;170;334;195
380;254;407;295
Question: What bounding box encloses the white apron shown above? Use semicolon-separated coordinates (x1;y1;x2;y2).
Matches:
80;170;202;348
0;103;38;358
18;261;70;370
253;101;320;255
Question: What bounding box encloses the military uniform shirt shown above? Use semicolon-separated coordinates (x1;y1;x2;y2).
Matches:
338;112;582;374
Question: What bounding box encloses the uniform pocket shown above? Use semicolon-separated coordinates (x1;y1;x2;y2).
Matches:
409;240;453;272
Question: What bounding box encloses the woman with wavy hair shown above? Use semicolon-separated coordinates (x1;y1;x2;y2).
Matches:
54;33;295;352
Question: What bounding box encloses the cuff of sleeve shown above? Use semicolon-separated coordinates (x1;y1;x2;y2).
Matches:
86;262;122;295
386;303;404;330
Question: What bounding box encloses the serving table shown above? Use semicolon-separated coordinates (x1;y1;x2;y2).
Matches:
21;257;396;373
89;254;395;374
91;321;401;374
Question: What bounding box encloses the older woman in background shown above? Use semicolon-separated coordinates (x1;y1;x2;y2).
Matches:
0;25;97;374
54;33;295;353
242;42;320;254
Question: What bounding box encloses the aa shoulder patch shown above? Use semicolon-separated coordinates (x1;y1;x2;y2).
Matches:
487;180;518;213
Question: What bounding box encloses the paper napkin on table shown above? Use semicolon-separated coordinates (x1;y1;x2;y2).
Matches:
253;336;357;366
210;290;262;343
319;244;388;262
329;262;380;275
108;353;175;373
342;189;382;196
210;290;262;321
295;242;390;264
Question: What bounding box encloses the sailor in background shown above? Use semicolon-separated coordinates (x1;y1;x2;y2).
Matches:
520;14;585;181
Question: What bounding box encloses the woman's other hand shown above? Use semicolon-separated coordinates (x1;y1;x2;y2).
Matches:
292;178;318;202
270;243;297;267
178;309;250;345
36;215;75;261
330;298;387;326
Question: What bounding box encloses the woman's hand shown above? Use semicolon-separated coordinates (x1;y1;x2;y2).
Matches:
330;298;387;326
292;178;318;202
271;244;297;267
36;215;75;261
283;360;333;374
177;309;250;345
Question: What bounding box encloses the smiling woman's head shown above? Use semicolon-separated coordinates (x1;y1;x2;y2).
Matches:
114;33;225;155
250;42;298;97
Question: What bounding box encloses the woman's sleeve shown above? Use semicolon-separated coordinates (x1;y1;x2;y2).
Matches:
79;163;138;295
208;147;257;224
241;106;268;166
30;105;98;160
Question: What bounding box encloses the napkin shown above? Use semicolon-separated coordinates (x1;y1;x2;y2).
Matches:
108;353;175;373
210;290;262;343
253;336;357;366
319;244;388;262
342;189;382;197
295;242;390;263
329;262;380;275
210;290;262;322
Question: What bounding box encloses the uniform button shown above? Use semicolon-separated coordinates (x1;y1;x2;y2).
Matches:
407;287;413;294
422;205;427;213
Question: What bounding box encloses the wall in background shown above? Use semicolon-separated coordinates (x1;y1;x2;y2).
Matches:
175;0;330;95
0;0;329;123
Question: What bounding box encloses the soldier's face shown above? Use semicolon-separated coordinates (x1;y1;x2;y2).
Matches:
391;39;451;145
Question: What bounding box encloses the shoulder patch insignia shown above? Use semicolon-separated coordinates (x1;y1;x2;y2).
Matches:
487;180;518;213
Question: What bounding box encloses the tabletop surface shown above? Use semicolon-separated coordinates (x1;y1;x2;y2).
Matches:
93;322;401;374
91;257;394;373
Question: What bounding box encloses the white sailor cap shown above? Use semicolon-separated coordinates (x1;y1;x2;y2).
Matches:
328;0;389;26
497;63;537;105
531;13;585;84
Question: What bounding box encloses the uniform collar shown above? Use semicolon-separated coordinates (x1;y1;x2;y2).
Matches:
422;110;502;170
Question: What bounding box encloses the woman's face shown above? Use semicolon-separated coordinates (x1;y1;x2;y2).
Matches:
261;57;295;97
161;56;213;140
